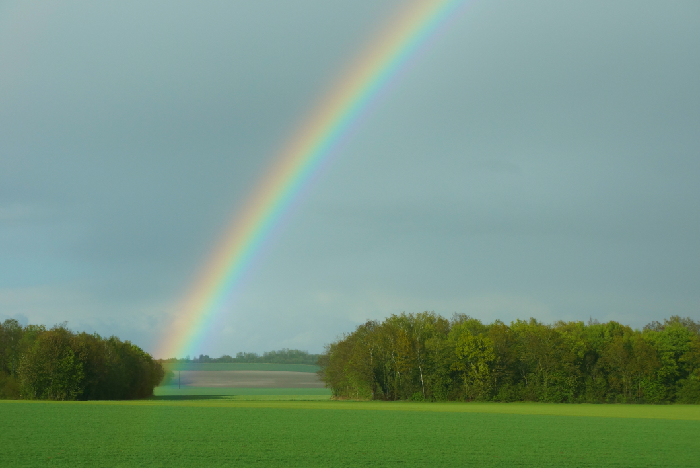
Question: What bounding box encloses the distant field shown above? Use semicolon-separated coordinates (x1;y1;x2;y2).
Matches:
162;362;319;372
2;400;699;467
153;387;331;400
154;387;331;396
161;370;324;388
165;371;324;388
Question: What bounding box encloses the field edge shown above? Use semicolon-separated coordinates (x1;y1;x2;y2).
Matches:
1;399;698;420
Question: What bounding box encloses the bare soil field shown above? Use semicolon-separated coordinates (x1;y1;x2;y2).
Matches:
162;363;318;372
169;370;324;388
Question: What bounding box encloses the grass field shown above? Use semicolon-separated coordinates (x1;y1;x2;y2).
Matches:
2;400;699;467
162;362;319;373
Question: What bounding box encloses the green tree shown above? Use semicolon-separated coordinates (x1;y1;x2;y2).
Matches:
18;324;84;400
1;319;23;376
643;321;694;402
449;322;494;401
316;314;700;404
487;320;519;401
677;335;700;403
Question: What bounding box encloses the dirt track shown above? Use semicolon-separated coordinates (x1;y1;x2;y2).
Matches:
173;370;324;388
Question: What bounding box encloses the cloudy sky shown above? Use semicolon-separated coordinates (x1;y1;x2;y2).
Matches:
1;0;699;357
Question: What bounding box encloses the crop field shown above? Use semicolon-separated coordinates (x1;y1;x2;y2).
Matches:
162;370;325;388
162;362;319;373
1;400;699;467
153;386;331;400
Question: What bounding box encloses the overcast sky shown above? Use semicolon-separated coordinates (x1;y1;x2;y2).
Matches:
1;1;699;357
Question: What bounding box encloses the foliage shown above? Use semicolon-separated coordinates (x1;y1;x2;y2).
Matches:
0;319;163;400
318;313;700;403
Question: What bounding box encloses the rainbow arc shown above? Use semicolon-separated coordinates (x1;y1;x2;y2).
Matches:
156;0;468;359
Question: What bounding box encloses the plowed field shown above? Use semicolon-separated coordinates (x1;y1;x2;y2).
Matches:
169;370;324;388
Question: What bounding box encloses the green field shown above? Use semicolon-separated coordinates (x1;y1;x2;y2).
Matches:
162;362;319;373
1;400;698;467
153;386;331;400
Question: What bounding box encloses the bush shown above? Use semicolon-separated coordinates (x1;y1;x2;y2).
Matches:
1;322;164;401
676;378;700;404
0;373;20;399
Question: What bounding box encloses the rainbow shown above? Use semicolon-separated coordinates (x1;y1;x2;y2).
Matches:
156;0;468;359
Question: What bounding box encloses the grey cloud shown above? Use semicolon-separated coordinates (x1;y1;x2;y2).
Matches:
1;1;698;356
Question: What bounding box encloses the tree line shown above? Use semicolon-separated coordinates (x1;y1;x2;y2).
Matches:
318;313;700;403
0;319;164;400
161;348;321;365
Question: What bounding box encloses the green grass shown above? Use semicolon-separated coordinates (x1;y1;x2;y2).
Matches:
1;400;698;467
162;362;319;372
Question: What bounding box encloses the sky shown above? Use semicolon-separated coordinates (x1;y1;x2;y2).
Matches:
1;0;699;357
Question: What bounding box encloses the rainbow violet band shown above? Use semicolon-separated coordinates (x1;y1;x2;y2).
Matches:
156;0;468;359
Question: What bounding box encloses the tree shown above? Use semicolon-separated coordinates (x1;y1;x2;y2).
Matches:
677;335;700;403
449;322;494;401
317;314;700;404
488;320;519;401
1;321;163;401
1;319;23;376
511;319;576;401
18;324;84;400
